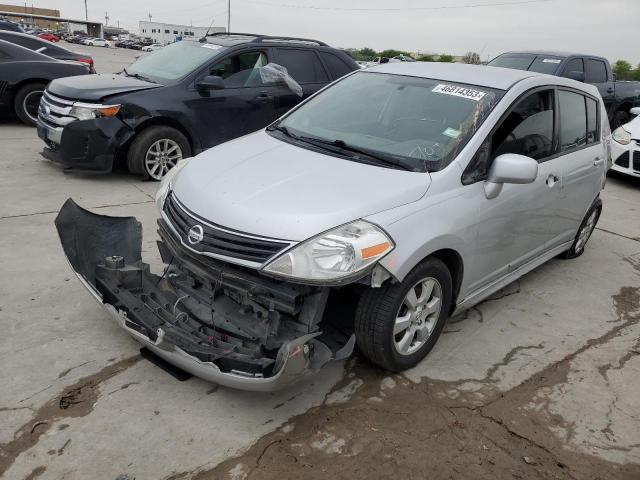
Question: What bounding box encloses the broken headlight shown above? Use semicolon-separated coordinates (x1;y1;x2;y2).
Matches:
612;126;631;145
69;102;121;120
262;220;394;282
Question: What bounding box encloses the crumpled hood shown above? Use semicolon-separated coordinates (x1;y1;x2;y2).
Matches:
171;131;431;241
47;73;160;102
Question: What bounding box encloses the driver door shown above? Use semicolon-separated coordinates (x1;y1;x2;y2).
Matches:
188;49;281;148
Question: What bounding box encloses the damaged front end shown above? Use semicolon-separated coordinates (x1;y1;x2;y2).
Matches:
55;199;354;391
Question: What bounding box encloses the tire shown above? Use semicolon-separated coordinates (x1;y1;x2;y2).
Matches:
14;82;46;126
562;198;602;259
611;110;629;130
127;125;191;181
354;257;452;372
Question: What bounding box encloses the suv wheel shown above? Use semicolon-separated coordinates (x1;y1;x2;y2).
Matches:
563;199;602;259
127;126;191;181
354;257;452;371
14;82;46;126
611;111;629;130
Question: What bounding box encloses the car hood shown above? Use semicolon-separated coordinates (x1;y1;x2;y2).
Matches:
623;115;640;139
171;131;431;241
46;73;160;101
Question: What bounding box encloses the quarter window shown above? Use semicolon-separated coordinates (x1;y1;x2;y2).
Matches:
276;48;328;84
559;90;587;151
585;59;607;83
209;51;268;88
586;97;598;144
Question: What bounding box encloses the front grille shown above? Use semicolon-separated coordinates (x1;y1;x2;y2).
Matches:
633;151;640;172
615;151;630;168
38;90;77;129
163;193;292;265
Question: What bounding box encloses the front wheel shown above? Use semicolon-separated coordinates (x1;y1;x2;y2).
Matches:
354;257;452;372
563;199;602;259
127;125;191;181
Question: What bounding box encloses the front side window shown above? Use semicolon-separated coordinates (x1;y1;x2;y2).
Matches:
209;51;267;88
126;41;226;83
559;90;587;151
277;72;504;172
563;58;584;77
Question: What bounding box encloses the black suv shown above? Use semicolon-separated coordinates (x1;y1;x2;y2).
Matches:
37;33;359;179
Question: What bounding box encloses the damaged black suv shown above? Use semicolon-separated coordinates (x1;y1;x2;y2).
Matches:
36;32;358;180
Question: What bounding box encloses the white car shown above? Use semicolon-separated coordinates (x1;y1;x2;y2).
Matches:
87;38;111;47
141;43;162;52
611;107;640;178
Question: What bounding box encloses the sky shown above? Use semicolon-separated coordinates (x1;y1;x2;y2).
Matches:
11;0;639;63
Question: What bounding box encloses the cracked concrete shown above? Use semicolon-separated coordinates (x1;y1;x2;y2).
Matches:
2;45;640;479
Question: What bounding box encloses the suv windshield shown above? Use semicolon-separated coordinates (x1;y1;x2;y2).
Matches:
125;41;226;83
488;53;564;74
276;71;504;172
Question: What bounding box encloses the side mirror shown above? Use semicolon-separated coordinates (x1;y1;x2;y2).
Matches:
485;153;538;199
630;107;640;117
566;71;585;82
196;75;224;91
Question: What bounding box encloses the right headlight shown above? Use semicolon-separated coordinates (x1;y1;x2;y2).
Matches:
262;220;394;283
612;126;631;145
155;157;191;210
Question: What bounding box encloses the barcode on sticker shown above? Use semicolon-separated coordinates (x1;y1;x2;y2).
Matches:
432;84;486;101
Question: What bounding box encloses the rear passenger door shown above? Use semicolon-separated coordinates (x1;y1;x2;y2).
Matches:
272;47;330;114
584;58;614;110
556;89;604;242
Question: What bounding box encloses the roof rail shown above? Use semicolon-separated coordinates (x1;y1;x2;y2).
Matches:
204;31;328;46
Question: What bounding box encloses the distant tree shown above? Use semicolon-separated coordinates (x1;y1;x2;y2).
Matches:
613;60;633;80
634;65;640;81
378;49;411;59
462;51;481;64
438;54;455;63
359;47;377;60
417;54;435;62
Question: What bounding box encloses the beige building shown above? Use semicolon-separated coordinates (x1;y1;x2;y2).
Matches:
0;3;61;29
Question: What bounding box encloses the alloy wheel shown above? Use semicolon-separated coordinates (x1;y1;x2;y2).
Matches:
575;209;598;253
23;90;43;123
144;139;183;180
393;277;443;355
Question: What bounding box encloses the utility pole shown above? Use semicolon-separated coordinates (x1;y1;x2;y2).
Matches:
227;0;230;32
148;12;152;22
84;0;88;21
104;11;109;26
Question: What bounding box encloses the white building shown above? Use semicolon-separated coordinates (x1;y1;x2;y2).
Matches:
138;21;225;44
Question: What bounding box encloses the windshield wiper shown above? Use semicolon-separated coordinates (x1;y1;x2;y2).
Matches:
121;67;155;83
299;136;415;172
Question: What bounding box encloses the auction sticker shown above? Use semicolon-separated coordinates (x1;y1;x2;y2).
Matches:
432;84;486;101
202;43;222;50
542;58;561;63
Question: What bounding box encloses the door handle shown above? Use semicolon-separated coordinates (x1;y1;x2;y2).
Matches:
593;156;604;167
256;92;274;102
606;87;614;94
546;174;559;188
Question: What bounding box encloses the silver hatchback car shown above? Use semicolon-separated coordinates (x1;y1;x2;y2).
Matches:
57;63;608;390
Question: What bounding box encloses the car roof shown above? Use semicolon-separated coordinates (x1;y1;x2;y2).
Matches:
204;32;329;48
366;62;543;90
496;51;604;60
0;38;56;60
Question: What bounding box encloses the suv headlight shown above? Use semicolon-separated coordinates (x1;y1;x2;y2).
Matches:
155;157;191;210
612;126;631;145
69;102;121;120
262;220;394;282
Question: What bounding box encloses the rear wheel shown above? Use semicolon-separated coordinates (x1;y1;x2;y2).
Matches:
354;258;452;371
127;125;191;181
563;199;602;259
611;110;629;130
14;82;46;126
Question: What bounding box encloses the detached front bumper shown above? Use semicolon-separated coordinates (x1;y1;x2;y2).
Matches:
37;108;134;174
55;199;353;391
611;139;640;178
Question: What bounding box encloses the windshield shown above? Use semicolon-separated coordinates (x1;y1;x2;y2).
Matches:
125;41;226;83
276;71;504;172
489;54;563;74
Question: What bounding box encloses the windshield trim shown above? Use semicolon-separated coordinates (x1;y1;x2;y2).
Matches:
273;71;506;173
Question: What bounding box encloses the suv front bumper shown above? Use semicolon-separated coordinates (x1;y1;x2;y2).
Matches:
55;199;354;391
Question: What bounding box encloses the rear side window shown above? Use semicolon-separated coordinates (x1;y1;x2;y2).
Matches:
585;59;607;83
275;48;328;84
563;58;584;76
320;52;352;79
559;90;587;151
586;97;599;144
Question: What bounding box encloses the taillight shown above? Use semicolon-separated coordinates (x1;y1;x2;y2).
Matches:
78;57;93;66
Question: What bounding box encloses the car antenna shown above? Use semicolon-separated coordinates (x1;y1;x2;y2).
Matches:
200;18;215;42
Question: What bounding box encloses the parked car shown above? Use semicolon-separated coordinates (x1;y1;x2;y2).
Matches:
141;43;162;52
0;39;89;125
0;18;24;32
56;62;608;390
86;38;111;47
37;33;359;179
611;107;640;178
37;32;60;42
488;51;640;128
0;31;95;73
